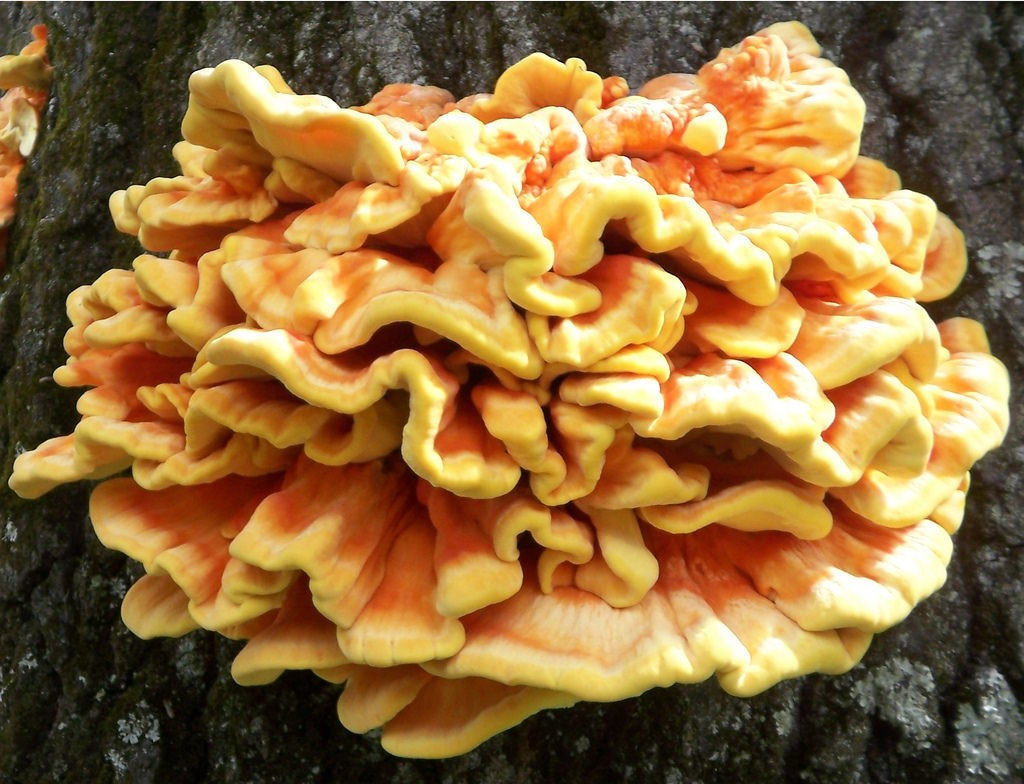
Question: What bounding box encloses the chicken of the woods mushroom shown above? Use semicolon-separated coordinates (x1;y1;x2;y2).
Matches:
0;25;49;268
8;22;1010;758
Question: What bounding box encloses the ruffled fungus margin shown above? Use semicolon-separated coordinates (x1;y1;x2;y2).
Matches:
8;22;1009;758
0;25;50;268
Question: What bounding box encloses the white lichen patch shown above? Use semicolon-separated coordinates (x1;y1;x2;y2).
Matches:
116;700;161;745
104;748;127;776
103;702;164;778
773;705;795;738
954;667;1024;778
89;572;129;602
975;241;1024;303
171;634;206;685
852;657;940;749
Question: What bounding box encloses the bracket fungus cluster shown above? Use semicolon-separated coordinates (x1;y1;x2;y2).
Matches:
0;25;49;267
8;22;1010;757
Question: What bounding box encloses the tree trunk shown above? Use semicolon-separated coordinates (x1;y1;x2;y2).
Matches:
1;3;1021;782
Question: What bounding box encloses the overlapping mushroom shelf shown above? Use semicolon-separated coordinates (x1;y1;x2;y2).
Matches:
0;25;49;267
9;22;1009;757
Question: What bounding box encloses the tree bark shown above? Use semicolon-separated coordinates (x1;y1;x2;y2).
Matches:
1;3;1021;782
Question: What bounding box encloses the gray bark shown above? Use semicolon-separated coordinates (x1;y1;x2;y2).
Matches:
1;3;1021;782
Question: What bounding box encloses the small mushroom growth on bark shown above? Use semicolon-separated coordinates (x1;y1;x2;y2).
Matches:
0;25;49;267
8;22;1010;758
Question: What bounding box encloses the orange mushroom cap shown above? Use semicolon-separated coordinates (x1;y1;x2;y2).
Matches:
8;21;1010;758
1;25;49;267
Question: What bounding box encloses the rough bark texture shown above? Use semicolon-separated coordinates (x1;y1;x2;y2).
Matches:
1;3;1021;782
